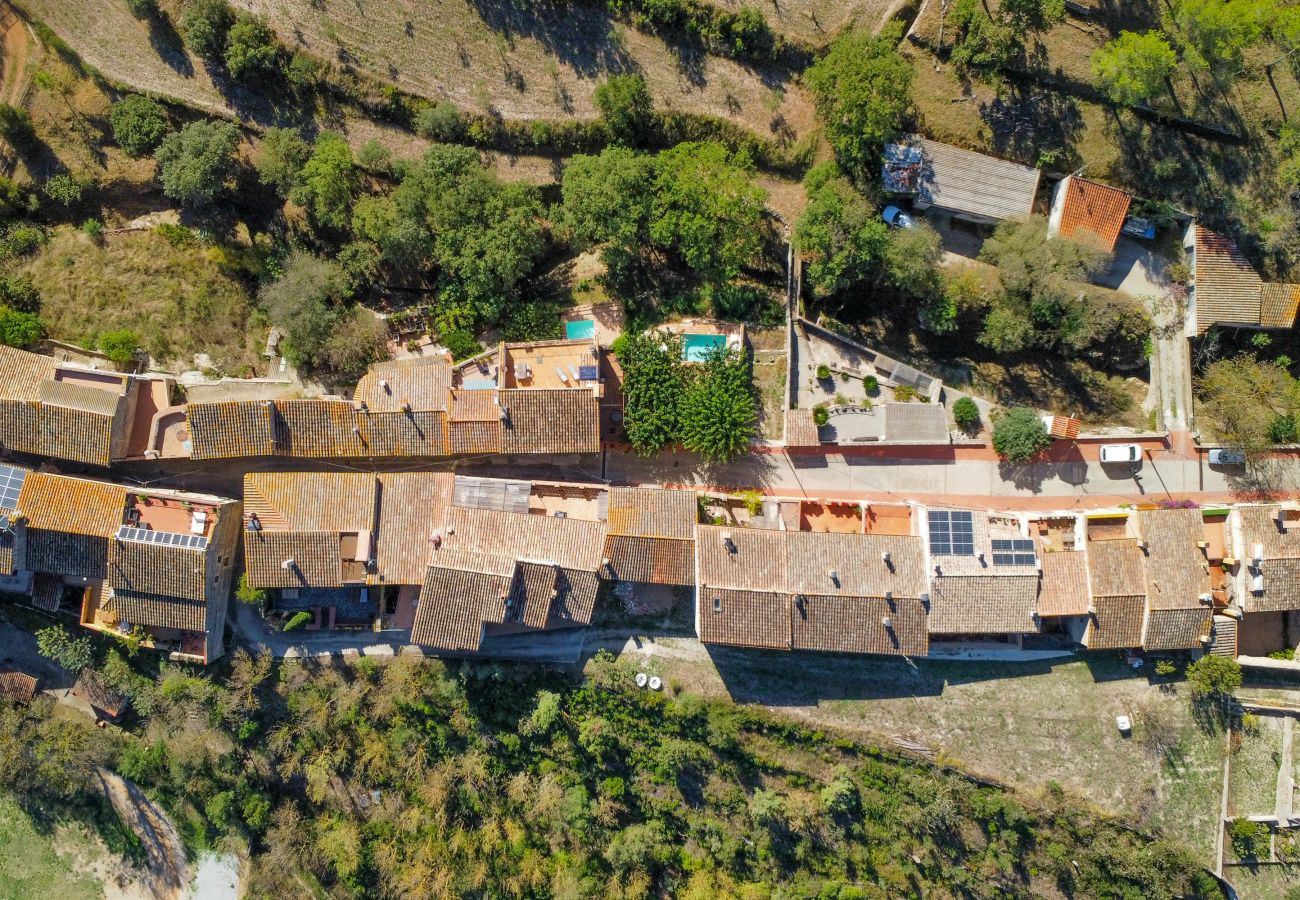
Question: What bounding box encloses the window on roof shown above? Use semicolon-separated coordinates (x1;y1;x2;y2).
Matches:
928;510;974;556
990;538;1036;566
712;597;721;613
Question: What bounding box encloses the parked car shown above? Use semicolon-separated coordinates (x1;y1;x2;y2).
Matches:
1208;447;1246;467
882;205;915;229
1099;443;1142;464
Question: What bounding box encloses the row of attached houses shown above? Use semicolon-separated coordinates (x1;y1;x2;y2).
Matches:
0;462;240;663
235;470;1300;661
0;337;604;469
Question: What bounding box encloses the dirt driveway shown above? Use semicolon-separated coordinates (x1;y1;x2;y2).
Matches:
96;769;189;900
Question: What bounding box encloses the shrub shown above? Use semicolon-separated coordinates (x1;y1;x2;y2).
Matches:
816;364;831;381
863;374;879;393
283;611;312;632
235;574;268;605
0;224;44;259
1229;818;1268;859
43;174;83;206
356;138;392;173
1154;659;1178;676
126;0;159;18
0;275;40;312
255;126;310;196
952;396;980;431
0;306;43;347
415;101;464;141
1186;655;1242;699
894;384;917;402
110;95;170;157
991;407;1051;462
812;404;830;427
36;625;94;672
285;52;322;91
1271;414;1299;445
442;328;483;361
595;73;654;145
182;0;234;60
82;218;104;243
225;13;279;80
98;328;141;365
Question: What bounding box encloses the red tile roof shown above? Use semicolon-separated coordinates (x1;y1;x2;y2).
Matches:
1053;177;1131;253
1193;225;1263;334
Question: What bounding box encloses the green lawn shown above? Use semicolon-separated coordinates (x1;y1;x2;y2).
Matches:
1229;863;1300;900
1229;716;1284;818
0;793;101;900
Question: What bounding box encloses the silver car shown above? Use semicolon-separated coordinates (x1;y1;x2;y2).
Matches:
1208;447;1246;467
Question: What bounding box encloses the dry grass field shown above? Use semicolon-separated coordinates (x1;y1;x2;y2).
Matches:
710;0;903;42
231;0;814;139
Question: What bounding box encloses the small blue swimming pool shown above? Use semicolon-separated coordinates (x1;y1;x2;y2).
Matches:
565;319;596;340
682;333;726;362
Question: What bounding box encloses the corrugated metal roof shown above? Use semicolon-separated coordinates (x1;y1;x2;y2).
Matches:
890;136;1040;221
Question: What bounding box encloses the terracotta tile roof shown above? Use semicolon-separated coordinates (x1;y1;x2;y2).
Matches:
0;400;117;467
698;588;791;650
244;473;376;532
1053;177;1131;253
505;561;559;629
604;534;695;584
30;574;63;612
1239;505;1300;560
0;345;54;397
792;594;928;656
607;488;697;540
785;407;821;447
106;589;207;633
38;379;122;416
696;525;929;653
109;537;206;602
1261;283;1300;330
1255;559;1300;613
1047;416;1081;440
1086;538;1146;598
375;473;453;584
410;567;495;651
1193;225;1263;334
0;669;37;702
186;401;277;459
430;505;606;575
1036;550;1090;617
188;401;452;459
448;419;502;454
450;389;500;421
1143;606;1211;651
1083;594;1146;649
354;357;450;413
926;508;1039;578
244;531;339;587
500;389;600;454
1136;508;1210;610
18;473;126;578
927;574;1041;634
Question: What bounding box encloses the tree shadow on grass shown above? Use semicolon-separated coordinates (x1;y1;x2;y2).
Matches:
465;0;638;80
146;13;192;78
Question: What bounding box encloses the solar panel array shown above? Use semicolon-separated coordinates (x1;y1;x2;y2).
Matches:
991;538;1036;566
0;465;27;510
116;525;208;550
928;510;974;556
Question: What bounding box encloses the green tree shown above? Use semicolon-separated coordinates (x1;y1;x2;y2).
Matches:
1164;0;1266;72
1000;0;1066;33
561;146;656;277
154;119;241;207
98;329;141;365
235;574;268;605
0;306;42;347
650;141;767;282
110;95;169;157
991;407;1051;462
182;0;235;60
255;127;310;196
616;330;686;455
1185;655;1242;699
414;101;463;141
887;220;947;331
293;132;358;231
0;103;35;150
126;0;159;18
1092;31;1177;106
36;625;94;673
949;0;1018;74
0;176;23;218
595;73;654;145
0;275;40;312
225;13;279;80
679;346;758;464
1198;356;1300;452
952;396;981;431
42;174;83;206
805;26;912;178
795;163;889;297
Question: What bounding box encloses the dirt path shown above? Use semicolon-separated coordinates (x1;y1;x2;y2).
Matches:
95;768;189;900
0;5;31;107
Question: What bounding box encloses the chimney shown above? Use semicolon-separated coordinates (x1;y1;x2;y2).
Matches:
431;532;442;549
379;379;390;393
721;532;735;553
1137;540;1149;552
881;550;891;566
827;568;839;585
281;558;295;570
881;616;893;629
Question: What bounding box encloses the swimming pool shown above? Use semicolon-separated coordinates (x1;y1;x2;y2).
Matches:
682;333;726;362
565;319;596;340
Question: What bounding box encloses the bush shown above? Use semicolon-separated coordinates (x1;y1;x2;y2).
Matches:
0;224;44;259
894;384;917;402
595;73;654;145
862;374;879;393
255;127;310;196
952;396;981;431
0;305;42;348
98;329;141;365
1154;659;1178;676
43;174;83;206
0;275;40;312
282;611;312;632
36;625;94;672
1271;414;1299;445
1229;818;1268;859
225;13;279;80
110;95;170;157
991;407;1051;462
154;119;241;207
1186;655;1242;699
812;404;830;427
235;573;268;605
82;218;104;243
126;0;159;18
415;101;464;141
442;328;483;361
816;364;831;381
182;0;234;59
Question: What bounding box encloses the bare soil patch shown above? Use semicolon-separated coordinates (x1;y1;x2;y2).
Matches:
711;0;902;43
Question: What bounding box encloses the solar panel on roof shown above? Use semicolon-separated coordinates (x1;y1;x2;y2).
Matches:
578;365;598;381
0;465;27;510
928;510;975;556
116;525;208;551
991;538;1036;566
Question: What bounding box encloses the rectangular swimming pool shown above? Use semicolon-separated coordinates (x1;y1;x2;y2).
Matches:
565;319;596;340
682;332;726;362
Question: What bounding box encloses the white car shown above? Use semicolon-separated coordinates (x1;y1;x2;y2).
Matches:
1099;443;1142;464
882;205;915;229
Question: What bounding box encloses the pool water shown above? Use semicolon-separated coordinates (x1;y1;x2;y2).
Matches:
682;333;726;362
565;319;596;340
